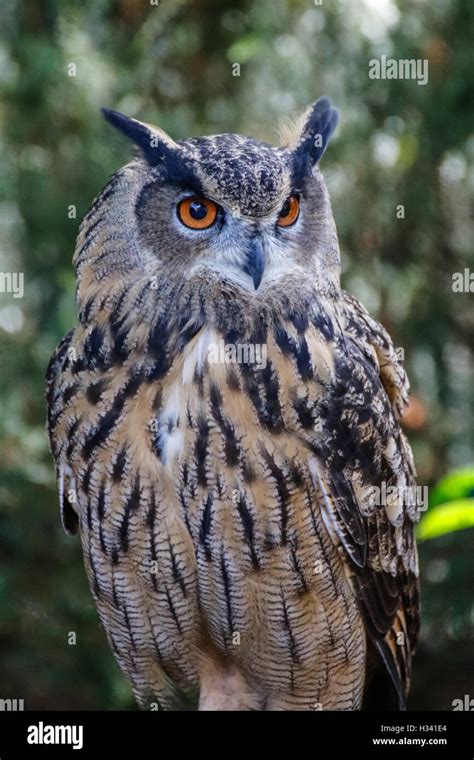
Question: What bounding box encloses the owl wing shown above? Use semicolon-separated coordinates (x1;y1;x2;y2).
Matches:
301;290;420;709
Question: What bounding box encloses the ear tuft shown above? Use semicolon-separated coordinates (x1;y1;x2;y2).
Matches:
101;107;178;166
291;96;339;166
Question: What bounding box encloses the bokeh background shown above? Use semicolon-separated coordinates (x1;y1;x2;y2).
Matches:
0;0;473;710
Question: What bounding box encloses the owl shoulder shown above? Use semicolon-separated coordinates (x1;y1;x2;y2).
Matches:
340;289;409;419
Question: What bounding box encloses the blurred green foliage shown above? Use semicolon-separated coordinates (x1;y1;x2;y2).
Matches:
418;499;474;540
418;467;474;540
0;0;473;710
429;466;474;508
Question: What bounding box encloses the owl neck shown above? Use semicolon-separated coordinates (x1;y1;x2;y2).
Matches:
74;264;341;381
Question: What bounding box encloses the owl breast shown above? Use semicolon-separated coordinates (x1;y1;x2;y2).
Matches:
50;313;369;709
145;324;366;708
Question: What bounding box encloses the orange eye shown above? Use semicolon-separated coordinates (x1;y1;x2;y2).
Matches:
177;196;218;230
277;195;300;227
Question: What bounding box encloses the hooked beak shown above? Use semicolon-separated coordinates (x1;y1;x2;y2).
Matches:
242;237;265;290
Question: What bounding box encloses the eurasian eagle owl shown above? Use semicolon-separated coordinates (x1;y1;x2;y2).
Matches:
46;97;420;711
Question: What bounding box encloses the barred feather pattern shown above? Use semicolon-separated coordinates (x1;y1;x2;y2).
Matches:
46;165;419;711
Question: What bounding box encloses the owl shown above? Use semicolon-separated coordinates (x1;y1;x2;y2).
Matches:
46;97;420;711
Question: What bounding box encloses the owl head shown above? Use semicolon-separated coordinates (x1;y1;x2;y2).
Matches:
75;98;340;316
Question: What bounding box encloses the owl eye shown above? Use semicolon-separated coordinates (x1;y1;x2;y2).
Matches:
177;196;218;230
277;195;300;227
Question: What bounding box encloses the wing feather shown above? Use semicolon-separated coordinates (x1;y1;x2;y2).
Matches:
303;291;420;708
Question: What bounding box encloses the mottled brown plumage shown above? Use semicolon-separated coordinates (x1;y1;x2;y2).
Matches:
46;98;420;710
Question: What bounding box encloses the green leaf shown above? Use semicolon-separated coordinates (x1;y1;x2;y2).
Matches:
429;467;474;508
417;499;474;540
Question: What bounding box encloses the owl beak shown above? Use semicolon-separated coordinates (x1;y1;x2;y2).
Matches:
242;238;265;290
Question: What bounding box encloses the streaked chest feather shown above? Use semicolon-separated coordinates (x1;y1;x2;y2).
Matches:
48;312;399;698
